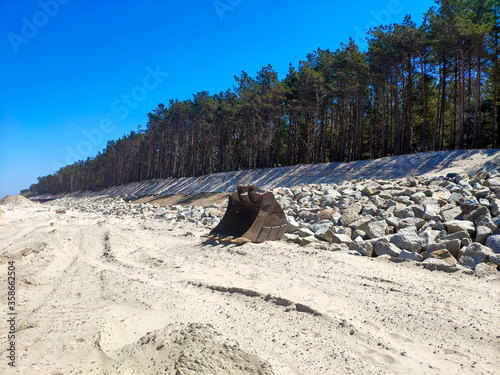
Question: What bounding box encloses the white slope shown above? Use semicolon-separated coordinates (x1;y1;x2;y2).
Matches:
34;149;500;200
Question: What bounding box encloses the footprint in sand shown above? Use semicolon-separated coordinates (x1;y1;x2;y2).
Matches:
390;332;414;344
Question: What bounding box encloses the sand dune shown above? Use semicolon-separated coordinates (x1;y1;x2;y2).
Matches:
32;149;500;201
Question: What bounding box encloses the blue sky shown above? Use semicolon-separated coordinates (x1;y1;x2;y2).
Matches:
0;0;435;197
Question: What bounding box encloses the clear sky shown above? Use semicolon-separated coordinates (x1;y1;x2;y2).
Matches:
0;0;435;197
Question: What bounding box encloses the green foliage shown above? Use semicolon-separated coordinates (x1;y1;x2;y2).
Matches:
20;189;35;198
28;0;500;195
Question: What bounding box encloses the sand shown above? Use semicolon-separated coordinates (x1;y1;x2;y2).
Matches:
3;150;500;374
32;149;500;201
1;201;499;374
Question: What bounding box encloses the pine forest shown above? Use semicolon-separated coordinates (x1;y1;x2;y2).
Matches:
27;0;500;195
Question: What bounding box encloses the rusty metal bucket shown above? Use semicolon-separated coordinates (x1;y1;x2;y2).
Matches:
202;185;287;244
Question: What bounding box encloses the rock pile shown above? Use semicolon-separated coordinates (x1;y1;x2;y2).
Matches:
276;171;500;274
43;170;500;274
45;196;223;228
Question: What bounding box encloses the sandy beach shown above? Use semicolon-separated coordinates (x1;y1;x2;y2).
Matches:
1;194;499;374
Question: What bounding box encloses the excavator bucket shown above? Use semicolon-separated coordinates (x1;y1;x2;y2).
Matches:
202;185;288;244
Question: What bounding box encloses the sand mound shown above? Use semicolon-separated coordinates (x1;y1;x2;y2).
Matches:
110;323;274;375
0;194;34;207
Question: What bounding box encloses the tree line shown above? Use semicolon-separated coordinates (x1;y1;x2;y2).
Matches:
26;0;499;196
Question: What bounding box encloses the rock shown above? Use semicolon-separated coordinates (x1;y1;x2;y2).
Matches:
176;211;187;220
274;187;288;196
317;208;336;221
314;227;335;242
394;196;412;206
418;220;437;233
292;191;303;202
286;216;300;233
398;250;424;261
361;202;378;216
321;195;336;207
340;203;363;225
297;228;315;238
484;234;500;254
489;253;500;266
423;189;433;197
202;207;221;218
459;197;480;207
386;216;404;230
348;216;373;231
401;178;417;187
300;236;320;247
330;211;342;225
305;212;318;222
423;204;440;220
422;258;459;272
474;188;490;199
427;249;457;266
349;242;373;257
56;209;66;214
426;239;461;259
479;198;490;206
410;205;425;219
493;216;500;228
485;177;500;186
441;206;463;221
154;208;166;219
403;217;426;230
394;207;415;219
419;228;440;246
374;239;401;257
439;230;471;243
324;190;341;201
410;191;426;204
365;220;388;239
462;205;490;222
299;196;315;207
390;227;422;252
448;192;465;204
475;226;492;245
433;190;451;201
370;196;386;209
490;198;500;216
352;229;367;240
330;233;352;245
310;221;333;233
431;221;446;231
475;215;497;231
361;186;376;197
458;243;494;269
333;226;352;237
443;220;475;234
385;200;398;209
281;233;300;244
